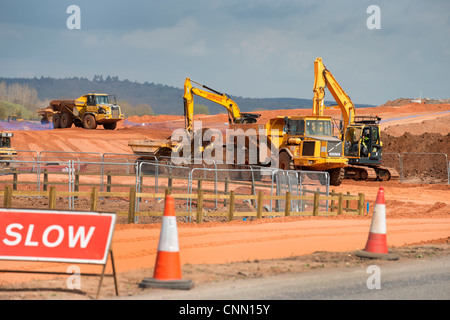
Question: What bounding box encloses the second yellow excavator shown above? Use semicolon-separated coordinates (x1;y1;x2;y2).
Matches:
312;57;399;181
128;78;261;163
183;78;261;131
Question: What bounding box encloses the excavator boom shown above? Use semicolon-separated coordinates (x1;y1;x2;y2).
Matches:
184;78;260;132
313;58;355;130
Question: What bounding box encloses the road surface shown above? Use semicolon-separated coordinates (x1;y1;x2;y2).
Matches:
126;254;450;300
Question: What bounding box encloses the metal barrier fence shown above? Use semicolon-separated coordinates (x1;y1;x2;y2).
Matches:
2;149;447;219
12;150;449;184
0;153;330;216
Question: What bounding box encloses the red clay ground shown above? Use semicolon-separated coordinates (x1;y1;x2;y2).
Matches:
0;102;448;299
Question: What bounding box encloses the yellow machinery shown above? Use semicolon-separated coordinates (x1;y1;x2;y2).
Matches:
7;115;23;122
313;57;399;180
0;131;17;167
183;79;348;185
39;92;124;130
183;78;261;131
263;115;348;185
129;78;261;162
129;78;348;185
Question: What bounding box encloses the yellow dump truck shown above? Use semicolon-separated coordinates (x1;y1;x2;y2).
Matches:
39;92;124;130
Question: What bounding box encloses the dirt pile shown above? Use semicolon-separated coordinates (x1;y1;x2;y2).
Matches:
381;132;450;182
380;98;450;107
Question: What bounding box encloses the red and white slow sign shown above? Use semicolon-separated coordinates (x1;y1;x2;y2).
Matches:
0;209;116;264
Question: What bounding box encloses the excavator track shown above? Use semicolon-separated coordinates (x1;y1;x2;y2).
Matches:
345;165;400;181
344;165;378;181
374;166;400;181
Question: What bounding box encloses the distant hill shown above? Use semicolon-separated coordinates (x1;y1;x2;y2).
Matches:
0;76;375;115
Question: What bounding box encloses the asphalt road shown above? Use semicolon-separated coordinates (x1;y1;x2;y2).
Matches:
125;255;450;300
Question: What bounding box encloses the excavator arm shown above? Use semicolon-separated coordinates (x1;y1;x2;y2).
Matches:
313;57;355;130
183;78;260;132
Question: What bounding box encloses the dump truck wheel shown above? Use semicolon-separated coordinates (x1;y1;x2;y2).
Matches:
279;152;294;171
61;113;73;128
83;114;97;129
53;113;61;129
103;122;117;130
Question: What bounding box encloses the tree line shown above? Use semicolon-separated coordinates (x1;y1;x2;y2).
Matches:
0;76;376;120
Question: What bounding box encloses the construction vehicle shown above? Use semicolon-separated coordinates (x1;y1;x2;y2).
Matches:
312;57;399;181
263;114;349;185
128;78;261;162
0;131;17;167
129;78;348;185
7;115;23;122
39;92;124;130
183;78;261;130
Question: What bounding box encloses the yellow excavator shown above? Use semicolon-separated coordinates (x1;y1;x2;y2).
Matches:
128;78;261;162
312;57;399;181
183;78;261;131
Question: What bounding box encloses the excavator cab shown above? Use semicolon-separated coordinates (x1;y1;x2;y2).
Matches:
344;119;382;165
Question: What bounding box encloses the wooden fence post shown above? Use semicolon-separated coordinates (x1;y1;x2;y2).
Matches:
49;186;56;210
13;171;18;191
256;191;263;219
358;193;365;216
91;187;98;212
284;191;291;216
74;172;79;200
128;187;136;224
346;191;351;212
313;192;320;216
196;190;204;224
107;171;112;193
43;169;48;192
338;193;343;215
223;177;229;206
3;185;12;208
330;190;336;212
168;175;173;194
228;190;235;222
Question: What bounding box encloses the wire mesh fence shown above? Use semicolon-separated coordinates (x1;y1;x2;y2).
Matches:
0;150;446;222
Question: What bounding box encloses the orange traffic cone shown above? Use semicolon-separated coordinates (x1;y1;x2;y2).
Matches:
139;194;194;290
355;187;399;260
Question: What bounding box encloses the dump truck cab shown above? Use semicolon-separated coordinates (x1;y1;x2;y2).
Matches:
265;115;348;185
74;93;124;129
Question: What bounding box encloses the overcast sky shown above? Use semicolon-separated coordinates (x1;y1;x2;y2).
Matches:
0;0;449;105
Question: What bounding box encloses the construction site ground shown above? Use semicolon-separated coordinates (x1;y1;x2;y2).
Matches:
0;102;449;299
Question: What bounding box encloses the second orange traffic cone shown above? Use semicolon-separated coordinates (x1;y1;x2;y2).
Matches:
139;194;194;290
355;187;399;260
